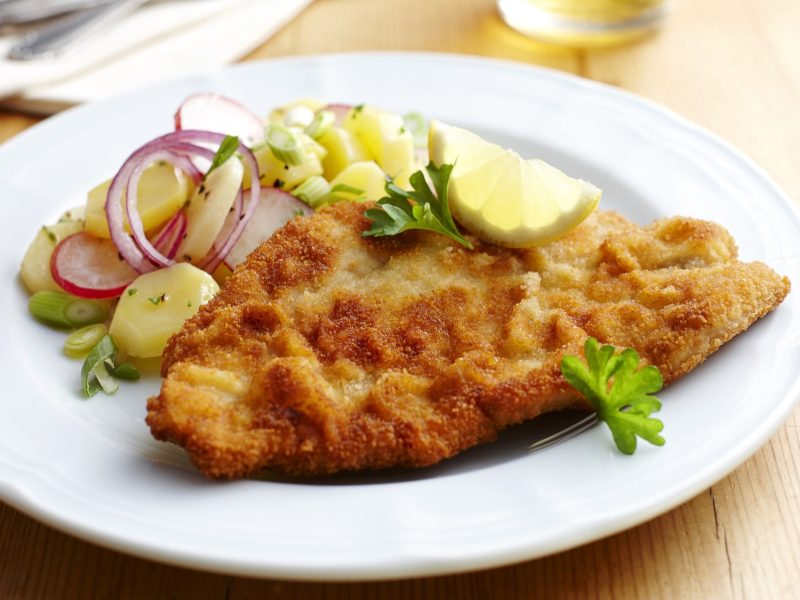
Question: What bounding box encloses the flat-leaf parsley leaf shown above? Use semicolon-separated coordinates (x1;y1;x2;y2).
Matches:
362;162;473;249
561;338;665;454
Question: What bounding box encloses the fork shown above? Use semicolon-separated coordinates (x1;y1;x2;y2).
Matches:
0;0;118;26
528;412;599;453
7;0;149;60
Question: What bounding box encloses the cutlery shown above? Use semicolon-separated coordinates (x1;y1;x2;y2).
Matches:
7;0;149;60
528;412;599;452
0;0;117;26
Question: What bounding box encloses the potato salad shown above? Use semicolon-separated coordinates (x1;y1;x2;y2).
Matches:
20;93;426;396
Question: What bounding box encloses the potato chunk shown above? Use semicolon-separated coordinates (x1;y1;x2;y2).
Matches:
343;106;415;188
20;215;84;293
318;126;369;179
85;162;191;239
110;263;219;358
329;161;388;202
244;140;324;191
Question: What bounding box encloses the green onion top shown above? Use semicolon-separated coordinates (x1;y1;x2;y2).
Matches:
111;362;141;381
265;123;306;166
64;324;108;357
293;176;331;209
305;110;335;140
29;291;108;328
81;334;118;397
403;112;428;147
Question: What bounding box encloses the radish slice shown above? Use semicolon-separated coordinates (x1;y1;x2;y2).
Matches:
224;188;313;269
323;104;353;126
175;93;265;147
51;232;139;299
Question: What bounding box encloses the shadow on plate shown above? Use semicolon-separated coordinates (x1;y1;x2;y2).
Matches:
253;409;593;486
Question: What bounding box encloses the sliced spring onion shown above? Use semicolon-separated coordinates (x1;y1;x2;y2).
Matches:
111;363;141;381
305;110;335;140
66;297;109;325
323;183;366;205
265;123;306;166
93;362;119;395
403;112;428;147
29;291;108;328
64;324;108;357
293;176;331;209
283;105;315;128
81;334;118;397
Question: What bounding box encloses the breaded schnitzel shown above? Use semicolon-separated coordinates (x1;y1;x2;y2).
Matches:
147;203;790;478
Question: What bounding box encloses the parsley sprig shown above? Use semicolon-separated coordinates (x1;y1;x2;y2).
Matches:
362;162;473;249
561;338;665;454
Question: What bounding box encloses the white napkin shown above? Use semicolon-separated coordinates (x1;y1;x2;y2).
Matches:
0;0;313;114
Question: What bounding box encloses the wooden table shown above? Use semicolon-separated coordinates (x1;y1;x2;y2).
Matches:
2;1;798;597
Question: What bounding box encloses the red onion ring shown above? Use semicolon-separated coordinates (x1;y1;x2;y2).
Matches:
167;130;262;269
125;149;195;268
152;210;187;260
105;130;261;274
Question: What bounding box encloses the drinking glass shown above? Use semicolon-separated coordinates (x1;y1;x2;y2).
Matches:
497;0;670;47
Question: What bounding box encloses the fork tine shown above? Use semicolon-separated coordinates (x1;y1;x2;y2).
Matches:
528;413;599;452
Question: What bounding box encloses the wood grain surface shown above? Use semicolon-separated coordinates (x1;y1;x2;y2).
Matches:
1;0;799;597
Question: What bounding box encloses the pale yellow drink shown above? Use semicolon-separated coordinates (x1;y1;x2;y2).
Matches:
497;0;669;47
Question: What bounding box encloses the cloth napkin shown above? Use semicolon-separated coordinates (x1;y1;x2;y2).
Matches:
0;0;313;114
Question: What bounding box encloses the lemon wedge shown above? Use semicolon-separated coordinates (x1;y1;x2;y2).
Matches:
429;120;601;247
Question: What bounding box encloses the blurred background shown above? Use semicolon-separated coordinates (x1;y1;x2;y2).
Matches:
1;0;799;598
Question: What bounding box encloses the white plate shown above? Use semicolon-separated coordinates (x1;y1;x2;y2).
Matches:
1;53;799;581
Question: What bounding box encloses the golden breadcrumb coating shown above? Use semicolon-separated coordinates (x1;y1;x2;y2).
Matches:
147;203;790;479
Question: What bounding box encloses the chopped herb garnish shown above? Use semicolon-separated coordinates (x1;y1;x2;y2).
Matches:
127;288;137;296
294;209;305;217
353;104;364;116
561;338;665;454
42;226;56;243
274;178;285;188
363;162;473;249
148;293;166;305
187;300;192;307
206;135;240;175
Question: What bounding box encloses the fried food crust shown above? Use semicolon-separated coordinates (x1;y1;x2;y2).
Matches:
147;203;790;478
